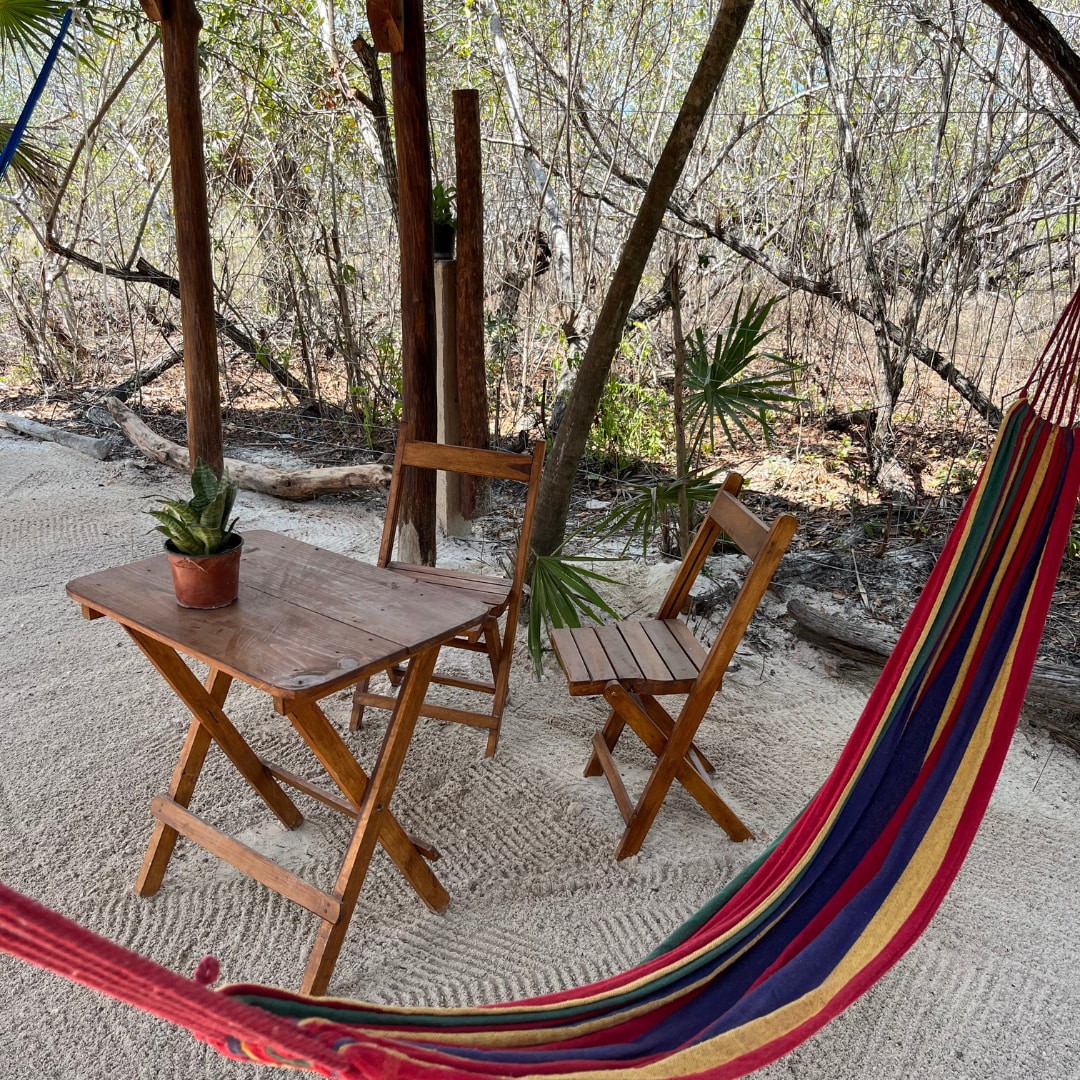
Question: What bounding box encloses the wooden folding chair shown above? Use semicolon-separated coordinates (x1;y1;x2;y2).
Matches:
350;424;545;757
551;475;796;859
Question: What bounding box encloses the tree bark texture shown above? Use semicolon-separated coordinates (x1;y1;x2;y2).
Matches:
981;0;1080;113
788;597;1080;712
0;412;112;459
454;88;490;518
159;0;223;475
389;0;437;563
529;0;756;561
352;33;400;220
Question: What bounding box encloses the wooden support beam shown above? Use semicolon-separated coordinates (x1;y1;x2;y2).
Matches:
367;0;405;52
156;0;223;476
453;88;490;519
390;0;437;565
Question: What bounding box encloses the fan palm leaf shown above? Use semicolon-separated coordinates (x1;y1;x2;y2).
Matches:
0;0;70;62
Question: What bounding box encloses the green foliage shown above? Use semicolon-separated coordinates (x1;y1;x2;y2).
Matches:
1067;522;1080;561
432;180;457;227
0;120;59;193
586;475;721;558
0;0;68;61
587;379;672;464
528;554;621;675
684;291;799;457
147;459;240;556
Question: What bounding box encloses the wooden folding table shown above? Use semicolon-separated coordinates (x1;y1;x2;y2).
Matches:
66;530;491;995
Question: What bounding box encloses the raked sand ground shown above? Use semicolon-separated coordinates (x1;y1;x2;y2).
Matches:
2;428;1079;1079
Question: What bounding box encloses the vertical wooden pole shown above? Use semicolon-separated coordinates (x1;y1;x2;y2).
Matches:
435;261;464;536
153;0;223;475
453;88;489;518
390;0;437;564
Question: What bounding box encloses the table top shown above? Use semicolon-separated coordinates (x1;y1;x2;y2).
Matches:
66;530;492;700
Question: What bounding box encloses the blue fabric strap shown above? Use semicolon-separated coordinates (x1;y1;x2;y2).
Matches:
0;9;72;182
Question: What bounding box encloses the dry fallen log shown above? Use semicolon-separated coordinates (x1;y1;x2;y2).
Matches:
0;412;112;460
787;597;1080;713
102;346;183;402
104;396;391;500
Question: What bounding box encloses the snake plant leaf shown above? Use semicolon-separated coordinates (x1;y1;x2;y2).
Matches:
189;458;220;510
187;524;225;556
199;485;231;530
150;500;199;525
144;458;240;556
148;514;200;554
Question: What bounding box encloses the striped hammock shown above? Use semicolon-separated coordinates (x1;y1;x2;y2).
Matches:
4;291;1080;1078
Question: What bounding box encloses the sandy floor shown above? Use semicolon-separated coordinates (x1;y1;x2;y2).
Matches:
2;430;1079;1079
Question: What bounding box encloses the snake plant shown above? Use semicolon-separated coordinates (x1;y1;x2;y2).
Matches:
148;458;239;556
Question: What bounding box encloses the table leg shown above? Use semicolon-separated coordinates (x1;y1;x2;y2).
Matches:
284;694;448;909
299;645;444;996
135;668;232;897
125;628;303;830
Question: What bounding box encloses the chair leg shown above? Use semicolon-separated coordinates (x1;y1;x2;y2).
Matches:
349;677;370;731
482;615;507;758
602;684;751;858
638;695;716;776
584;708;627;777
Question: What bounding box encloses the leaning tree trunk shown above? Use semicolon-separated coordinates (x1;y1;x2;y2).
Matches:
529;0;756;561
980;0;1080;113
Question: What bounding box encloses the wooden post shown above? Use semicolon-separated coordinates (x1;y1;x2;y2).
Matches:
453;89;489;518
435;261;464;536
144;0;223;476
385;0;437;565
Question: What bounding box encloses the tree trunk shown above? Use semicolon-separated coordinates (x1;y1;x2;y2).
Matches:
793;0;908;497
529;0;756;561
981;0;1080;113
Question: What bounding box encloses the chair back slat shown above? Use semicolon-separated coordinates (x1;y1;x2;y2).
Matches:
378;424;545;574
708;489;772;561
681;511;797;725
400;441;539;484
656;473;743;619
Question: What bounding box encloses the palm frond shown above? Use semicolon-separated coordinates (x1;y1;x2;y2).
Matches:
0;0;70;62
528;554;621;675
0;121;60;193
684;290;800;454
584;475;721;558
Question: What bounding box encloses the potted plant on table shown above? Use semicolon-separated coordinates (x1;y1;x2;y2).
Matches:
147;458;243;609
432;180;456;261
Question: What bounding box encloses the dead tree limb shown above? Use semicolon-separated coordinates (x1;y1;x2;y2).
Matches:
102;346;183;402
104;397;391;499
0;412;112;459
788;597;1080;711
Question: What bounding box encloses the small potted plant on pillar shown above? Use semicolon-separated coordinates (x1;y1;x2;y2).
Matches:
432;180;457;261
147;458;243;609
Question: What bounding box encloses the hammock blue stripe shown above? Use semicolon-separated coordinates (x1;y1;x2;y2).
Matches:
0;9;71;182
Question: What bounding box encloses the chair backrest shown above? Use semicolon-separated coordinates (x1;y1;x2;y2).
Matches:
378;423;546;619
659;477;797;723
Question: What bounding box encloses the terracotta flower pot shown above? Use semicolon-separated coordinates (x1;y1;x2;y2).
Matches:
165;535;243;609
